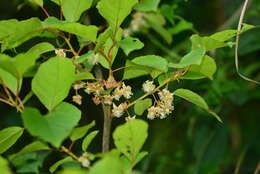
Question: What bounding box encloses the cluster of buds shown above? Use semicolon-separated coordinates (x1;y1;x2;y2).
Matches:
78;152;90;168
55;49;66;58
123;12;146;37
147;89;174;120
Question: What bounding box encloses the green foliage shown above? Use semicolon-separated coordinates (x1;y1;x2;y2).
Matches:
9;141;49;159
113;119;148;161
50;157;74;173
134;0;160;12
97;0;138;34
0;156;12;174
0;127;24;154
32;57;75;111
43;17;98;42
82;130;99;151
70;121;95;141
61;0;94;22
134;98;152;115
173;89;222;122
119;37;144;56
22;102;81;147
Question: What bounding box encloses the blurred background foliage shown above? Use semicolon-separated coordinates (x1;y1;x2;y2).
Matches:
0;0;259;173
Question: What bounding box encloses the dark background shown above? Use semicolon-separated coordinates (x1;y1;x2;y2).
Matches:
0;0;259;173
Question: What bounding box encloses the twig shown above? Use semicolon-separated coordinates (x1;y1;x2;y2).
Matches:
61;146;80;161
235;0;260;84
254;162;260;174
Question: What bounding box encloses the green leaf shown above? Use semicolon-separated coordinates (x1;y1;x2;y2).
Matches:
134;151;148;166
134;99;152;115
0;127;24;154
82;130;99;151
9;141;49;159
113;119;148;161
49;157;74;173
14;42;55;77
145;13;172;44
62;0;93;22
94;28;112;52
22;102;81;147
0;156;12;174
70;121;95;141
0;68;18;94
169;20;194;35
190;35;228;51
123;60;151;80
168;48;206;68
43;17;98;42
29;0;43;6
32;57;75;111
1;18;43;51
173;89;222;122
210;30;237;42
134;0;160;12
183;55;217;80
97;0;138;34
132;55;168;72
11;152;49;173
89;155;123;174
119;37;144;56
75;72;95;81
50;0;62;5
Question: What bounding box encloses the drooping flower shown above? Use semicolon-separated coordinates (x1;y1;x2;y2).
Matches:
103;95;113;105
121;83;133;99
85;83;104;95
73;95;82;105
73;81;86;90
92;96;101;105
142;80;155;93
113;86;123;101
55;49;66;58
158;89;174;105
112;103;128;118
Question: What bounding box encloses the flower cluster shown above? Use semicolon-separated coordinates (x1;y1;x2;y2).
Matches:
123;12;146;37
78;152;90;168
147;89;174;120
112;102;128;118
55;49;66;58
142;80;155;93
113;82;133;100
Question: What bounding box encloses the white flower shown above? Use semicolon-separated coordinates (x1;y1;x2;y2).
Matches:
73;95;82;105
55;49;66;58
147;106;163;120
112;103;127;118
121;83;133;99
73;82;86;90
158;89;174;105
103;95;113;105
113;87;123;100
142;80;155;93
78;156;90;168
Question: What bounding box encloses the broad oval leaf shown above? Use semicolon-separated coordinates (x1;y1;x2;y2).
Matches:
22;102;81;147
173;89;222;122
82;130;99;152
97;0;138;33
134;98;152;115
9;141;49;159
62;0;93;22
43;17;98;42
113;119;148;160
32;57;75;111
132;55;168;72
168;48;206;68
182;55;217;80
29;0;43;6
0;127;24;154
